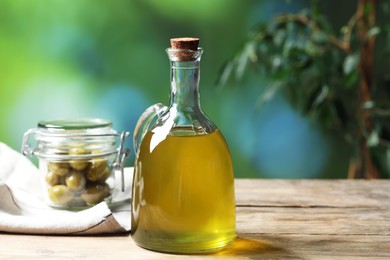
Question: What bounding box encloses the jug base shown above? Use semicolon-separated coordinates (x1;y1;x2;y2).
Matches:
133;233;236;254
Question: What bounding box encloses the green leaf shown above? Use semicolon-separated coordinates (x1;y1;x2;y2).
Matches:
235;41;256;79
375;108;390;117
304;84;329;113
304;84;322;113
367;128;380;147
363;2;374;15
313;84;329;107
272;55;282;69
256;81;284;106
311;31;328;43
216;61;234;86
366;27;381;39
288;48;312;69
305;40;321;56
297;8;310;17
341;25;349;35
361;100;375;110
343;54;359;75
343;71;358;88
273;29;286;47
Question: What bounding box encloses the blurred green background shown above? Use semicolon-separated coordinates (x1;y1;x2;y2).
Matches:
0;0;363;178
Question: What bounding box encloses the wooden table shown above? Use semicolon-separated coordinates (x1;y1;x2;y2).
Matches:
0;179;389;259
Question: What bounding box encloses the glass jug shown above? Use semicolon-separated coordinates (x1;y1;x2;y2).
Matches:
131;38;236;253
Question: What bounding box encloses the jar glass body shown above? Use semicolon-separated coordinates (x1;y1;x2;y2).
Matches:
131;48;236;253
22;118;128;210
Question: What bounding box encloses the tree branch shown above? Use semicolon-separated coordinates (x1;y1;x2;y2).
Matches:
274;13;355;53
355;0;378;179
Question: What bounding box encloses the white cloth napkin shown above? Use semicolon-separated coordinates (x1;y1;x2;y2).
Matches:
0;142;132;235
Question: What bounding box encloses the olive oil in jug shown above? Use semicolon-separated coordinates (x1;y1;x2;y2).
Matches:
131;38;236;253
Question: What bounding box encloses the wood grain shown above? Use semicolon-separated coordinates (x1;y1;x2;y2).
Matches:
0;179;389;259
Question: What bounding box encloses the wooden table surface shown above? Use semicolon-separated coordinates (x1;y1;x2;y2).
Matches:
0;179;389;259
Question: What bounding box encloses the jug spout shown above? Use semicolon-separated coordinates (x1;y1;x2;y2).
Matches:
133;103;167;153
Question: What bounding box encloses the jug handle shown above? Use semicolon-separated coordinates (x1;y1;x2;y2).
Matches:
133;103;167;153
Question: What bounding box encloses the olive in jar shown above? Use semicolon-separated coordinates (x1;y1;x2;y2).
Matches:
45;171;63;186
65;171;86;192
80;183;110;205
48;162;69;176
69;147;90;171
48;185;74;205
87;160;108;182
96;167;111;183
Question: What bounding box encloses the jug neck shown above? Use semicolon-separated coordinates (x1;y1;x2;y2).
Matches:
166;48;203;113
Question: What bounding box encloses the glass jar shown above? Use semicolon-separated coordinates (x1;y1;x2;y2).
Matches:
131;38;236;253
22;118;129;210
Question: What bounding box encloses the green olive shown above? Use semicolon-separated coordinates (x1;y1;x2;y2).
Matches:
87;161;107;182
69;147;90;171
80;184;110;205
65;171;86;191
45;171;62;186
48;185;74;205
69;147;89;155
48;162;69;176
92;158;106;168
70;160;89;171
96;167;111;183
90;150;107;166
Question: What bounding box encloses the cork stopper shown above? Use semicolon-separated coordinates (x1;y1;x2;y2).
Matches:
169;37;200;61
170;37;199;51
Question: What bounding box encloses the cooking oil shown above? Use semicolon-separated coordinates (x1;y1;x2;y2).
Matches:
131;128;236;253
